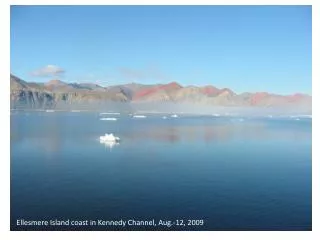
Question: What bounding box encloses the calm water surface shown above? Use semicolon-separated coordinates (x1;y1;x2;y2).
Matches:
10;111;312;230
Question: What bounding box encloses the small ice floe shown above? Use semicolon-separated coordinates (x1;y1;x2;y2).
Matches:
100;133;120;142
238;118;244;122
100;118;117;121
133;115;147;118
268;115;273;118
171;114;178;118
289;116;302;121
71;110;81;112
212;113;220;117
100;112;120;115
46;110;55;112
162;116;167;119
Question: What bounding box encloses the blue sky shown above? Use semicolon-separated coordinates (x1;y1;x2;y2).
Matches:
10;5;311;94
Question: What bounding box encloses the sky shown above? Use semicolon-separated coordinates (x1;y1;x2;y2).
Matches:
10;5;312;95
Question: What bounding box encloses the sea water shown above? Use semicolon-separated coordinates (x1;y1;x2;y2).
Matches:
10;111;312;230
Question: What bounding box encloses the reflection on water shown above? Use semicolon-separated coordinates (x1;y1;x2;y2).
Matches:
11;112;311;151
99;139;120;151
120;121;311;145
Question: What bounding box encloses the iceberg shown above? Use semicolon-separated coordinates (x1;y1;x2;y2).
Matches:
100;118;117;121
100;133;120;142
133;115;147;118
171;114;178;118
100;112;120;115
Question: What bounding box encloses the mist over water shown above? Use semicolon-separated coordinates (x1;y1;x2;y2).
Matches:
15;101;312;117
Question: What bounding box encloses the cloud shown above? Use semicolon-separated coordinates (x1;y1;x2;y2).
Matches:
31;65;65;77
117;66;172;82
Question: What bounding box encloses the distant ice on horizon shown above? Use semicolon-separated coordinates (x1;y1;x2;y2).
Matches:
100;118;117;121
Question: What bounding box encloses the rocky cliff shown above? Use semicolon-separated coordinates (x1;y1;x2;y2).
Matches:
10;74;128;109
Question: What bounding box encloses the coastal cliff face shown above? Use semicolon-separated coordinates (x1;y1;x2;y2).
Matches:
10;75;128;109
10;74;312;110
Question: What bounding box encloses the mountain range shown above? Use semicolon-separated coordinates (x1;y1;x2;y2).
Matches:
10;74;311;110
